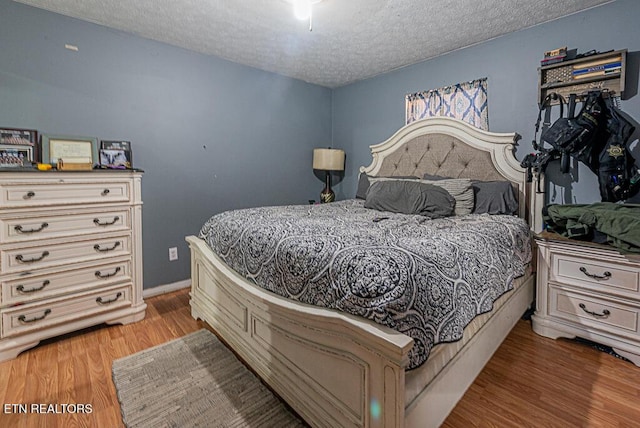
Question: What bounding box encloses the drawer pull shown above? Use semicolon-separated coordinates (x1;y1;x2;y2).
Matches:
101;189;110;196
579;303;611;318
96;292;123;305
579;267;611;280
14;222;49;234
93;216;120;226
94;242;121;252
95;267;122;279
15;251;50;263
23;191;36;199
16;280;50;293
18;309;52;323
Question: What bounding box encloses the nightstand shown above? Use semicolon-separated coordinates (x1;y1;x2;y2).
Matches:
532;232;640;366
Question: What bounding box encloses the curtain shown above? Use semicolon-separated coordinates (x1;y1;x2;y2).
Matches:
405;78;488;130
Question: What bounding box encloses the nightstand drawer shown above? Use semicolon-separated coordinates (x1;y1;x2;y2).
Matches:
550;251;640;295
1;259;132;306
1;234;131;275
1;284;132;338
0;209;130;244
549;287;640;338
0;180;131;208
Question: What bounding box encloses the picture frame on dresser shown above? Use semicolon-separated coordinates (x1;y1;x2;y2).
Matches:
100;140;133;169
0;145;33;167
41;134;99;167
0;128;38;165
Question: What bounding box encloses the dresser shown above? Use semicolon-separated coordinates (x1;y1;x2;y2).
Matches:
532;233;640;366
0;170;146;361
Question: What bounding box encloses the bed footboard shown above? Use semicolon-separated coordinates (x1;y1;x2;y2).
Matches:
186;236;413;428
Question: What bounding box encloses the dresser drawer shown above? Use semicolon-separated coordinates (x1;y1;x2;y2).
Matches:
0;180;131;208
1;284;132;338
1;234;131;275
550;250;640;296
0;209;130;244
549;286;640;339
1;259;131;306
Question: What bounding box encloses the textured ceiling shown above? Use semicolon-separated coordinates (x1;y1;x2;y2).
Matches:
13;0;613;88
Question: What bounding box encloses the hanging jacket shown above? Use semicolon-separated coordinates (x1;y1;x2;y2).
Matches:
543;203;640;253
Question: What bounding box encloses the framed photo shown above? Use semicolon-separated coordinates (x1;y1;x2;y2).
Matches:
0;145;33;167
100;140;132;169
41;134;98;166
100;149;131;169
0;128;38;162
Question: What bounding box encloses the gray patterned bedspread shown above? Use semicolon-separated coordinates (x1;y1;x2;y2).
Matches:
199;199;531;369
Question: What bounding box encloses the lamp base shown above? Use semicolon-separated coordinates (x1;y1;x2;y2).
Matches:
320;189;335;203
320;171;335;203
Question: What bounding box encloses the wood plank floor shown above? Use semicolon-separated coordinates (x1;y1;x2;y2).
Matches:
0;288;639;427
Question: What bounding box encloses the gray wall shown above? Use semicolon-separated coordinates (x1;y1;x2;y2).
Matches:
331;0;640;206
0;0;332;289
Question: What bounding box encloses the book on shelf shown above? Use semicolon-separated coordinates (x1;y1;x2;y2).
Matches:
541;56;566;66
544;46;567;58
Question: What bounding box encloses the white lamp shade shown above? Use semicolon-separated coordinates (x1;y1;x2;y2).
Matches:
313;148;345;171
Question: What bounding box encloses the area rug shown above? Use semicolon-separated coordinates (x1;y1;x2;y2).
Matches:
112;329;307;427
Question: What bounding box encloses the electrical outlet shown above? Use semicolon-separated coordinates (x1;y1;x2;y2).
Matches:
169;247;178;261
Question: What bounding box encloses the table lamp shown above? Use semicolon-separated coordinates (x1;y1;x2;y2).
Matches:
313;148;345;203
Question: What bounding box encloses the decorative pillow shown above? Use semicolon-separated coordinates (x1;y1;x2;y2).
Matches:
472;181;519;215
422;173;518;215
418;178;474;216
364;180;455;218
356;173;419;199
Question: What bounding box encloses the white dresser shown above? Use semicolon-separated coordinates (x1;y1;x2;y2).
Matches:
0;170;146;361
532;233;640;366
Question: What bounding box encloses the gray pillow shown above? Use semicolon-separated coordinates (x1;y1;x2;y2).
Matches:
369;176;473;216
416;178;474;216
364;180;455;218
472;181;518;215
422;173;518;215
356;174;419;199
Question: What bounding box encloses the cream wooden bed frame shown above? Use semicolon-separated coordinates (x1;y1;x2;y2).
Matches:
186;117;544;428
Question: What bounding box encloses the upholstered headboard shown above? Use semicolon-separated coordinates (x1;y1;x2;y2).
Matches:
359;117;544;231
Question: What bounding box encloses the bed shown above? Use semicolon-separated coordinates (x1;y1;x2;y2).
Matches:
186;116;544;428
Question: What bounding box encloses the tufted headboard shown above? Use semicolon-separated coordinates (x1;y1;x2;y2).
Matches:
359;117;544;231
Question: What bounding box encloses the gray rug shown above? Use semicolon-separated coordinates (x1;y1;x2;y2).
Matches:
112;329;307;428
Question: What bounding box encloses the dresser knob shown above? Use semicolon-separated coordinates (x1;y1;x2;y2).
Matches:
93;216;120;226
16;280;50;293
18;309;52;323
579;266;611;280
24;191;35;199
101;189;110;196
14;222;49;234
15;251;50;263
95;267;122;279
96;292;123;305
579;303;611;318
94;241;121;252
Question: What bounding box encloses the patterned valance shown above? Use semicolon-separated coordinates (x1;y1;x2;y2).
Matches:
405;78;489;130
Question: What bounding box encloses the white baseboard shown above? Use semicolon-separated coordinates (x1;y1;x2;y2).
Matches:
143;279;191;299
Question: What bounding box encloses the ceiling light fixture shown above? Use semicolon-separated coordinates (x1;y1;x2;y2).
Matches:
290;0;322;32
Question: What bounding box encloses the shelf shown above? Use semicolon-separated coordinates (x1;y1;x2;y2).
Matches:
538;49;626;105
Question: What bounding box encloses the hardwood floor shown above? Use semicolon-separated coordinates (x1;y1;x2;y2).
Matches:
0;288;639;427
